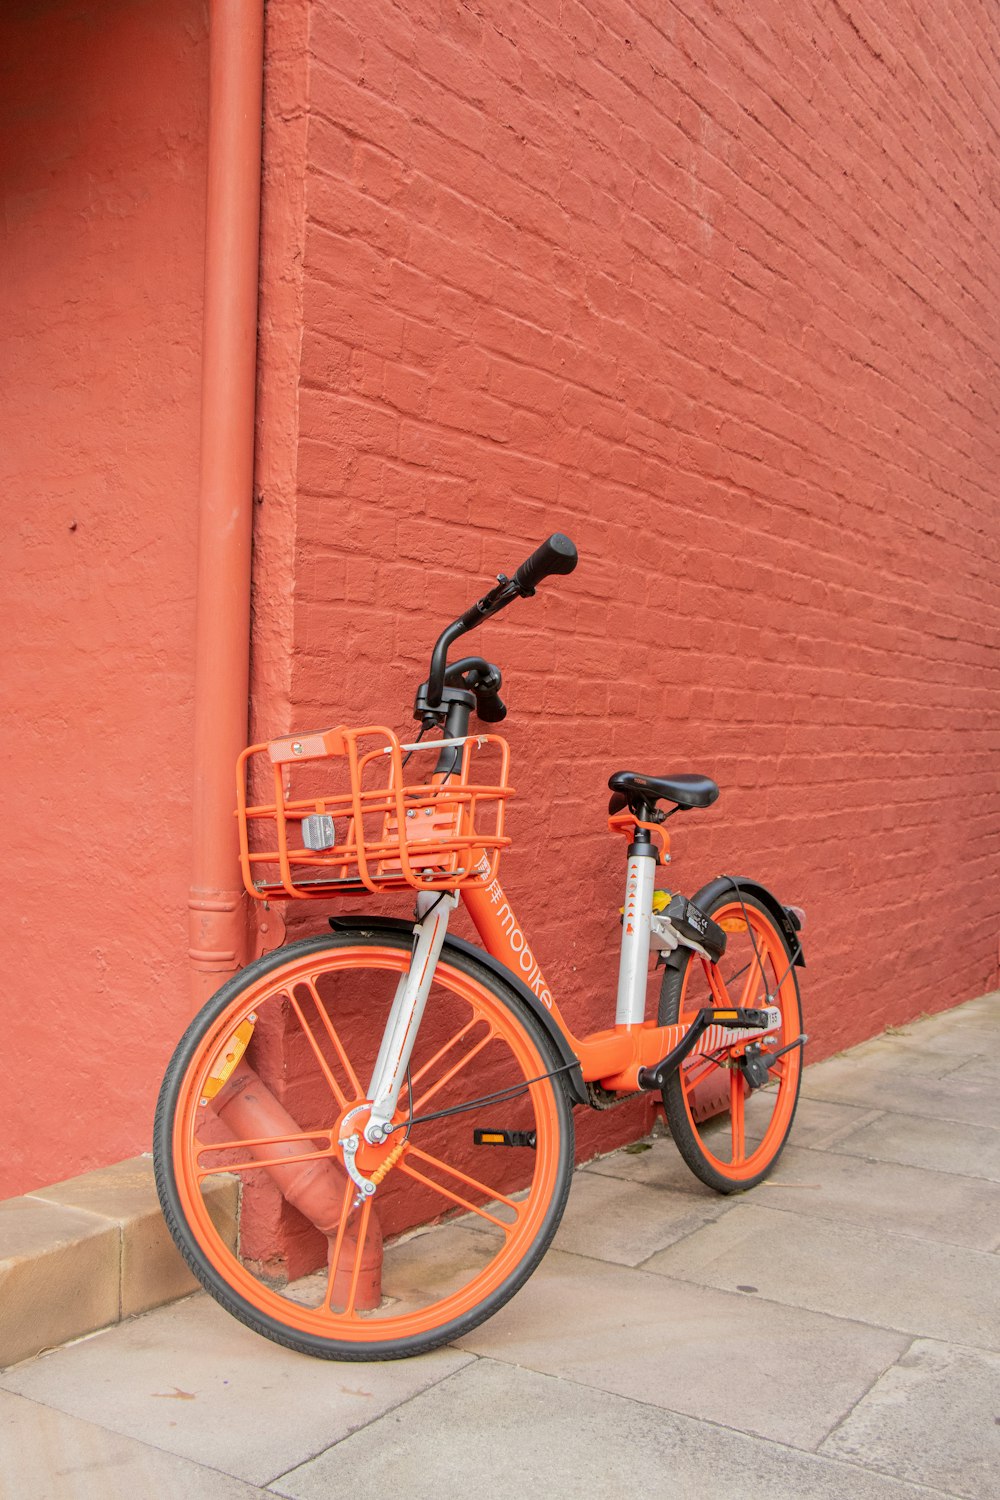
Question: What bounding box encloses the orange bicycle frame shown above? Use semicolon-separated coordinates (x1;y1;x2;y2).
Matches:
463;862;727;1095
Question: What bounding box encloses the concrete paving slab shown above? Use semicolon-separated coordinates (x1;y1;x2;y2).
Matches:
828;1110;1000;1182
877;1023;994;1059
582;1132;718;1191
268;1356;943;1500
453;1248;908;1450
644;1203;1000;1351
0;1387;268;1500
756;1144;1000;1250
581;1103;890;1174
915;990;1000;1030
764;1096;887;1150
820;1339;1000;1499
0;1198;119;1368
843;994;998;1062
946;1056;999;1089
554;1165;731;1266
834;1034;978;1078
841;992;998;1053
0;1293;473;1487
802;1056;999;1131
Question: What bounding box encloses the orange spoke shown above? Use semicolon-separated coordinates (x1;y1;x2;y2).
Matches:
682;1055;721;1088
738;943;765;1011
409;1019;479;1088
405;1143;521;1206
324;1177;359;1313
302;977;363;1099
343;1198;374;1316
286;984;350;1108
195;1143;333;1182
411;1032;494;1116
398;1158;514;1231
196;1129;327;1158
730;1070;746;1164
704;958;731;1008
398;1141;524;1227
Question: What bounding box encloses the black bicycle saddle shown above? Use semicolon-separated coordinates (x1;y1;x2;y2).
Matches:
608;769;720;812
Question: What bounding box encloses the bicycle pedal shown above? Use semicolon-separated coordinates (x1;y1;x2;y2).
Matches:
473;1128;536;1149
710;1007;779;1030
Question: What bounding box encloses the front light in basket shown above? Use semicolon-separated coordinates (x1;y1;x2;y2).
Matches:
301;813;337;850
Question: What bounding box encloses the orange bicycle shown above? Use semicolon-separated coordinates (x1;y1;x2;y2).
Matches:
154;535;806;1360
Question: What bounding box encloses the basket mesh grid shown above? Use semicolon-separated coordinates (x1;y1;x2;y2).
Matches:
237;725;512;900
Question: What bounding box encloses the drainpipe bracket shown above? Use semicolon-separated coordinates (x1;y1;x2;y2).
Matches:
251;900;286;960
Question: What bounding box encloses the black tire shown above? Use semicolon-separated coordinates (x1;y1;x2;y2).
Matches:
658;884;803;1193
154;931;574;1360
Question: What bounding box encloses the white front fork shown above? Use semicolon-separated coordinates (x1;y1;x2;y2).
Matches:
360;890;457;1146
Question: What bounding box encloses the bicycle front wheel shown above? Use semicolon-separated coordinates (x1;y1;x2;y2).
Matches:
659;884;803;1193
154;931;574;1360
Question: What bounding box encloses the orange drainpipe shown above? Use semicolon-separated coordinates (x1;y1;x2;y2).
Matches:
185;1;377;1288
188;0;265;1002
212;1062;383;1308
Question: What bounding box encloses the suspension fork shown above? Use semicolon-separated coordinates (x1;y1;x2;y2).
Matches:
359;890;457;1148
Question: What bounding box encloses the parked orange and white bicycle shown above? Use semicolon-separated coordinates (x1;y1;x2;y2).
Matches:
154;535;806;1360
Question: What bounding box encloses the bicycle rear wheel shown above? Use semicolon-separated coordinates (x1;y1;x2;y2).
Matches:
659;884;803;1193
154;931;574;1360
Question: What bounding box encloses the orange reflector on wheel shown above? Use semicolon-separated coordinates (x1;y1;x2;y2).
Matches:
201;1018;255;1099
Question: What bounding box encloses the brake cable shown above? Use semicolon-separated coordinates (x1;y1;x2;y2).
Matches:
385;1060;580;1134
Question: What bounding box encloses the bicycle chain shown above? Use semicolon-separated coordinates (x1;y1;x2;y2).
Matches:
586;1080;644;1110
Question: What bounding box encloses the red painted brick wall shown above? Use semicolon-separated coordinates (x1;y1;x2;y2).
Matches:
8;0;996;1201
269;0;1000;1161
0;1;207;1197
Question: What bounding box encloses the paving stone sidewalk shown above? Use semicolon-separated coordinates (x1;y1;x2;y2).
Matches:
2;992;998;1500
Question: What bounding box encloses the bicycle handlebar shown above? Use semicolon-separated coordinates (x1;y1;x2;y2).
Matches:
512;532;578;594
425;533;578;709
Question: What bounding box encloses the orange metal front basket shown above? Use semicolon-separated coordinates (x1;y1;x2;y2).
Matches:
236;724;513;900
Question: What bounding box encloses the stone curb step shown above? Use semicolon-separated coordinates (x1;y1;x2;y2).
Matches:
0;1157;237;1368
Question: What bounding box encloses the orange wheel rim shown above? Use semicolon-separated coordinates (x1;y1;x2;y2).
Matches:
676;903;801;1183
168;944;564;1345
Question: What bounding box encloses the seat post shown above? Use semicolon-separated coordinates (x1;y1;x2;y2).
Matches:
614;826;658;1026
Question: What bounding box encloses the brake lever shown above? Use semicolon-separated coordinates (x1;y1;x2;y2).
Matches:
458;575;520;630
475;692;507;723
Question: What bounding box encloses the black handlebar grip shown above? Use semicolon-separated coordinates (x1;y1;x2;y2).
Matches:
512;533;578;595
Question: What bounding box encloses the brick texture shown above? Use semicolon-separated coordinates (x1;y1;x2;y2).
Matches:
1;0;208;1198
259;0;1000;1158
